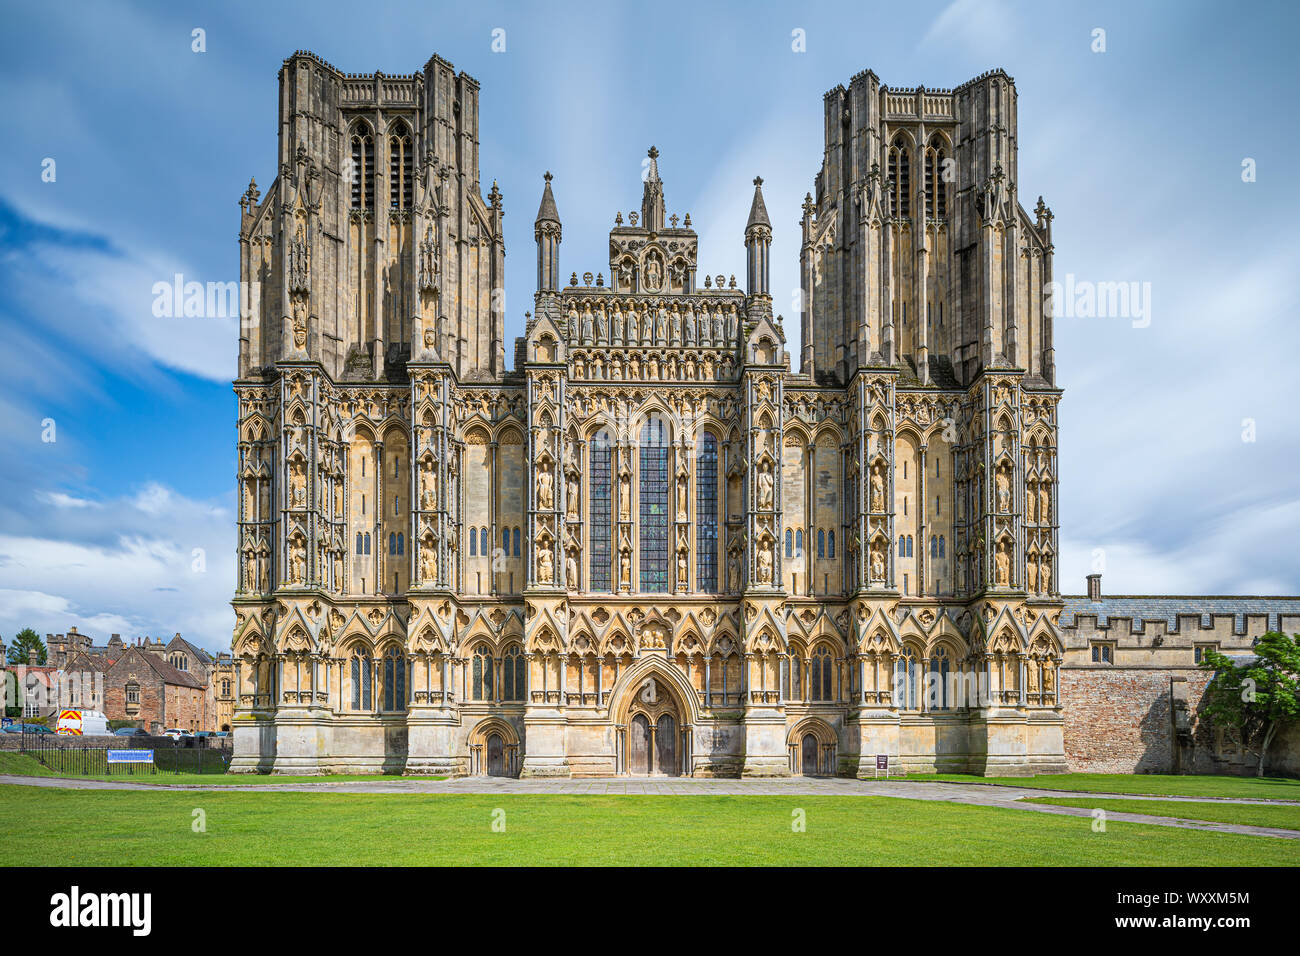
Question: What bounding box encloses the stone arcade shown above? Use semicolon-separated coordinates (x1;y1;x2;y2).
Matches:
231;52;1067;776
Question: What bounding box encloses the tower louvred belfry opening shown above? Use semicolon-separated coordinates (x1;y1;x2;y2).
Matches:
232;54;1068;778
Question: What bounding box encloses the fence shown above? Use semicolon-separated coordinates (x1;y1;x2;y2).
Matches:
19;732;232;776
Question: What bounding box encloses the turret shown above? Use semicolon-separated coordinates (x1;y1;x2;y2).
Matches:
535;172;561;292
745;176;772;298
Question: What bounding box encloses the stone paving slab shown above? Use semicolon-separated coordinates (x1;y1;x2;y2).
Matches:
0;774;1295;840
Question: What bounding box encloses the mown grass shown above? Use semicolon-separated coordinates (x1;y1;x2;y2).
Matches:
0;786;1295;866
906;772;1300;801
0;751;428;787
1025;796;1300;832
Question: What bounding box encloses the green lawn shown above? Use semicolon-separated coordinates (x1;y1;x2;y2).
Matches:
1025;796;1300;832
0;751;430;787
906;772;1300;801
1;785;1296;866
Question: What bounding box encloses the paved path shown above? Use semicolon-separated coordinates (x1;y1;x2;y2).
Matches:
2;773;1297;840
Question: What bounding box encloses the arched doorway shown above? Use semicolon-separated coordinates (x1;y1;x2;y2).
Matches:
801;733;818;776
470;718;521;777
788;717;837;776
627;677;680;776
486;732;505;776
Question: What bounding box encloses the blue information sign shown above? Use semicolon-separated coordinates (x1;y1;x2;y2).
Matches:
107;749;154;764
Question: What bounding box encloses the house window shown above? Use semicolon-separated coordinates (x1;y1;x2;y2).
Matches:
1091;643;1113;665
126;682;140;705
1194;644;1218;664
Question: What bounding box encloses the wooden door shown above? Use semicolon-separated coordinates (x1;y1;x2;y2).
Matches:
801;733;818;776
487;732;504;776
656;714;678;776
629;714;651;774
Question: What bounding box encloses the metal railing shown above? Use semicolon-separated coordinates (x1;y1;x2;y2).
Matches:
19;731;232;776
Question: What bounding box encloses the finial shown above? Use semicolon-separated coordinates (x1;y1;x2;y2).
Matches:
753;176;763;187
648;146;659;160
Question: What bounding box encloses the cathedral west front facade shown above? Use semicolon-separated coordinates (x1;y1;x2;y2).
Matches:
230;51;1069;776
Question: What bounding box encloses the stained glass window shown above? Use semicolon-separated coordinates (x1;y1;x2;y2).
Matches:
639;420;669;592
590;435;612;591
696;433;718;592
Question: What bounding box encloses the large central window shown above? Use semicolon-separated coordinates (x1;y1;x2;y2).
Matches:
589;432;613;592
696;432;719;592
639;419;669;592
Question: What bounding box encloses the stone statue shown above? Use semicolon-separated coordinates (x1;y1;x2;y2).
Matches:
756;542;773;584
870;543;885;581
727;550;741;591
619;470;631;519
536;464;554;510
677;550;689;587
566;478;579;519
537;544;554;585
566;550;578;589
676;468;688;519
996;470;1011;513
420;545;435;583
1026;559;1038;594
757;462;774;510
1038;485;1050;524
595;306;607;342
870;465;884;512
994;543;1010;586
619;550;631;588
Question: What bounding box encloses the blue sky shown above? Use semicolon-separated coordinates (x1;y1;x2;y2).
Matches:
1;0;1297;653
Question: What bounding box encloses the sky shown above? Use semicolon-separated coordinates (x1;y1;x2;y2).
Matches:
0;0;1297;654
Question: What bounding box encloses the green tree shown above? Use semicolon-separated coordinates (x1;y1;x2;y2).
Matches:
1200;632;1300;777
5;628;45;666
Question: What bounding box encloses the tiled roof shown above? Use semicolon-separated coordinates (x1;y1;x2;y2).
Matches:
1061;595;1300;635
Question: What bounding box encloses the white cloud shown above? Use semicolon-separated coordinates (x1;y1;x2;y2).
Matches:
0;484;235;655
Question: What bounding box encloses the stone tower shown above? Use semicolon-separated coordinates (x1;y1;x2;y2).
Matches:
237;51;506;383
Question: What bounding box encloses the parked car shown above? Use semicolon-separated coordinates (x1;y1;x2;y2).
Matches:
7;723;55;735
162;728;193;740
113;727;149;737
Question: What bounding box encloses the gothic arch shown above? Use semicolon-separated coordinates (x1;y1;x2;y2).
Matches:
607;654;702;727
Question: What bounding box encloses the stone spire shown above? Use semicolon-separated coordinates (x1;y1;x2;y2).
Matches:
641;146;665;233
746;175;771;230
535;171;560;227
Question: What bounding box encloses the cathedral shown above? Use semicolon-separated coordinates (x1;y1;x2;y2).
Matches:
230;52;1067;776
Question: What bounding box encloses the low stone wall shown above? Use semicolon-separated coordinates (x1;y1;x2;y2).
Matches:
0;734;197;752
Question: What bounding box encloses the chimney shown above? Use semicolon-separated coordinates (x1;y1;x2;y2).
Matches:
1086;573;1102;601
28;647;38;665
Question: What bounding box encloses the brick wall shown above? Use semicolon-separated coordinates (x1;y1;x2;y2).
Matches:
1060;667;1212;773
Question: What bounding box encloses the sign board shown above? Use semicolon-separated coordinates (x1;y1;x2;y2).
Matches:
0;717;12;730
107;750;154;764
874;754;891;779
